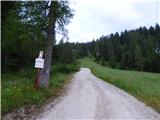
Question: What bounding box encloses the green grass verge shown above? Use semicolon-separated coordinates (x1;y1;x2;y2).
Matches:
80;58;160;112
1;63;79;115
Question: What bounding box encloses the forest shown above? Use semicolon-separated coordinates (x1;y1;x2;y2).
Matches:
2;1;160;74
69;24;160;73
2;1;75;74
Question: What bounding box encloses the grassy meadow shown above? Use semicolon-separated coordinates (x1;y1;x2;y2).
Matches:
80;58;160;112
1;63;79;115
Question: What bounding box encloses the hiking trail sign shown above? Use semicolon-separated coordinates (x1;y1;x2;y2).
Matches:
35;51;44;68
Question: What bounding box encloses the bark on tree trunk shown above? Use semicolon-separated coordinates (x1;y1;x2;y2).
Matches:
39;1;57;88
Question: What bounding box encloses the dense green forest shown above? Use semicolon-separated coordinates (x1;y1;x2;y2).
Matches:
1;1;75;73
2;1;45;72
86;25;160;73
2;1;160;74
54;24;160;73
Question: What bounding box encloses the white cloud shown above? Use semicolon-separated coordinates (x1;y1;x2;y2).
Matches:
56;0;160;43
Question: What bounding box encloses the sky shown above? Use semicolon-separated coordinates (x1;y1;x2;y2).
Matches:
56;0;160;43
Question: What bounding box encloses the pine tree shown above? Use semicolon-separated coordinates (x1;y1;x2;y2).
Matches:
40;1;74;87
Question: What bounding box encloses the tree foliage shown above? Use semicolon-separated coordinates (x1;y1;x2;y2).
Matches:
1;1;74;74
73;24;160;73
2;1;159;74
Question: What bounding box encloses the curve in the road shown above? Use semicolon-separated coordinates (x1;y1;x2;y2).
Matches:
37;68;160;120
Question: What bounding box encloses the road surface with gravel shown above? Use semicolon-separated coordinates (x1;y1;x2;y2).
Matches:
37;68;160;120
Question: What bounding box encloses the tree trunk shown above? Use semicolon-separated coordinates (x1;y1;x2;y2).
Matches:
40;1;57;88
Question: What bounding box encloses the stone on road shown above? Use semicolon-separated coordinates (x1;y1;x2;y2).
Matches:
37;68;160;120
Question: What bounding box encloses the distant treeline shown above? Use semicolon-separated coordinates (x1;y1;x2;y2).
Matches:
65;24;160;73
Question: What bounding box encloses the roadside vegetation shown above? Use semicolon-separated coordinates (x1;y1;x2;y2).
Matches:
80;58;160;112
2;1;78;115
1;63;79;115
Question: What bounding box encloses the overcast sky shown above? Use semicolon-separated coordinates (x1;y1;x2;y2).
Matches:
56;0;160;43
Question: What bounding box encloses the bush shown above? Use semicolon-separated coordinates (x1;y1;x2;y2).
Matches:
51;63;80;73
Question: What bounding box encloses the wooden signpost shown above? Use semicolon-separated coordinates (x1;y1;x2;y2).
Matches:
34;51;44;89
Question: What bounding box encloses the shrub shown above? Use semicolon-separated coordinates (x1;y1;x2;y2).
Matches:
51;63;79;73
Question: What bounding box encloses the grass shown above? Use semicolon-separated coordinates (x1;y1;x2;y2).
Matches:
1;63;79;115
80;58;160;113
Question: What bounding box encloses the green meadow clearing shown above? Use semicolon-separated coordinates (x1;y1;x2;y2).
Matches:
80;58;160;113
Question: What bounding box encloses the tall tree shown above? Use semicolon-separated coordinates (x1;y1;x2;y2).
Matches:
40;1;74;87
39;2;57;87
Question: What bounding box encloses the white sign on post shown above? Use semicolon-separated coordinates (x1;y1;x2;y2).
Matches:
35;51;44;68
35;58;44;68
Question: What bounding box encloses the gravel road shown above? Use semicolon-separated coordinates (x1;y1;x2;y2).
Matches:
37;68;160;120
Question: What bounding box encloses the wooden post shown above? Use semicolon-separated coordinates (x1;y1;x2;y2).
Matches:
34;68;41;89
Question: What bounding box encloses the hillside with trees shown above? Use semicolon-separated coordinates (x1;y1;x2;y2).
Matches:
2;1;160;74
63;24;160;73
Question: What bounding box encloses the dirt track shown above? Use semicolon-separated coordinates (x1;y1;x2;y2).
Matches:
38;68;160;120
